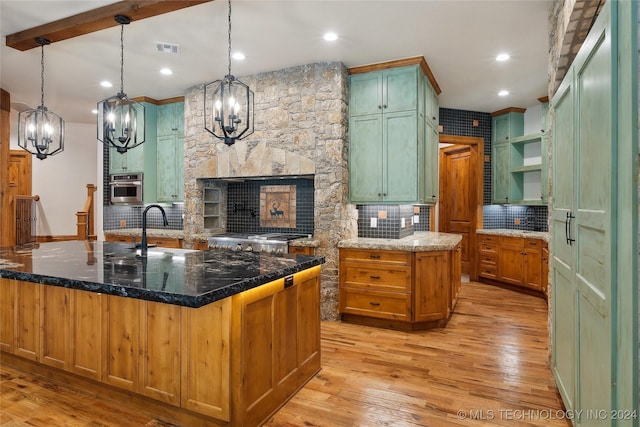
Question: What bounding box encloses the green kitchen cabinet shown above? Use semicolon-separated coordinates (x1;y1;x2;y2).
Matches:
491;142;510;204
109;144;144;174
421;120;439;204
157;101;184;136
349;67;418;117
156;100;184;202
551;1;637;423
508;133;547;205
156;135;184;202
491;111;524;143
348;61;439;204
108;102;158;204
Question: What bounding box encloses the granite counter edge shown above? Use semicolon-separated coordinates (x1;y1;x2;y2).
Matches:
0;256;324;308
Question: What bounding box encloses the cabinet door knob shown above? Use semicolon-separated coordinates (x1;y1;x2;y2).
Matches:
383;104;387;109
378;105;382;109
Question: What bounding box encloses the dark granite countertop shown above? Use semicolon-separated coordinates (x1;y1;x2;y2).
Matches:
0;241;324;308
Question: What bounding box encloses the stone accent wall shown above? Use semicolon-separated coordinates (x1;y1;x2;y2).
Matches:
182;62;357;320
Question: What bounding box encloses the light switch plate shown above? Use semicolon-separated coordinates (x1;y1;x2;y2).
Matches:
370;217;377;228
413;215;420;224
401;218;406;228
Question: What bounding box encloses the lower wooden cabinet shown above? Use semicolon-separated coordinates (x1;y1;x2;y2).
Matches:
339;246;461;330
288;246;315;255
477;234;548;294
104;234;183;248
2;267;321;427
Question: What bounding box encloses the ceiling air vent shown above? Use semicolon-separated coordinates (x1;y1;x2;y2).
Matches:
156;42;179;54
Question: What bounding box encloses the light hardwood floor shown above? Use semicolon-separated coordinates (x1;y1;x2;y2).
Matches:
1;281;569;427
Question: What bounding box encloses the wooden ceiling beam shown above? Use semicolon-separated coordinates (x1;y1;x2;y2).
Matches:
6;0;212;51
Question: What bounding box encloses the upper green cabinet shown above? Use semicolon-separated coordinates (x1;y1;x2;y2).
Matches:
156;135;184;202
490;109;547;205
349;67;418;116
492;110;524;143
348;58;440;204
156;100;185;202
157;101;184;136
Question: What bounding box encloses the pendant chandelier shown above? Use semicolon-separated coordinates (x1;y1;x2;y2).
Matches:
97;15;145;154
204;0;254;146
18;37;64;160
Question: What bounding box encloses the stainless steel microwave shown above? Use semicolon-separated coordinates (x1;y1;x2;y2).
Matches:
109;173;143;204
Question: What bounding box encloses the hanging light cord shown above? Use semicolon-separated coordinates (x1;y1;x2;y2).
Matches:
39;43;45;108
227;0;232;78
120;22;125;95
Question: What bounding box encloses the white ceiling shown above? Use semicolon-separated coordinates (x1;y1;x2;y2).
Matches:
0;0;552;124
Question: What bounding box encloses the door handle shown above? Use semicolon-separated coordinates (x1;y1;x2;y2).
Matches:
565;212;576;246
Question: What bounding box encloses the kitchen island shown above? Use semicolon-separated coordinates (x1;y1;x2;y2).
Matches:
338;232;462;330
0;241;324;427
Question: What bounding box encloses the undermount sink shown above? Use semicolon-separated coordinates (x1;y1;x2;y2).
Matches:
135;248;198;258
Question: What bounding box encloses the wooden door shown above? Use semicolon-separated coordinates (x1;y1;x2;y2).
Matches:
572;8;614;420
103;295;139;391
70;289;103;380
414;251;449;322
14;281;40;361
551;71;577;411
40;285;70;370
9;151;32;196
439;145;471;274
139;300;181;405
551;1;628;420
0;278;15;352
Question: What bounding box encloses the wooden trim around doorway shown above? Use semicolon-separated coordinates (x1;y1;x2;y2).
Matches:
438;134;484;281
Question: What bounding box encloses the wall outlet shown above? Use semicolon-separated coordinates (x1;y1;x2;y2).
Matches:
370;217;377;228
377;210;387;219
514;218;521;225
120;219;127;227
413;214;420;224
401;218;406;228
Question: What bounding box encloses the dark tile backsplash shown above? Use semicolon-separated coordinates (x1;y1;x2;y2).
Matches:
103;204;184;230
483;205;548;232
225;178;315;235
357;205;431;239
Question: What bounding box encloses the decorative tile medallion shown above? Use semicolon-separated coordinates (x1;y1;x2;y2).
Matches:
260;185;296;228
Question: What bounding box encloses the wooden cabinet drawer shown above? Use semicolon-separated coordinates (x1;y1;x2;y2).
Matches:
478;234;499;244
479;263;498;279
479;243;498;254
342;266;411;292
339;288;410;321
147;237;183;248
479;252;497;265
525;238;542;249
499;236;524;247
340;249;411;266
289;246;315;255
105;235;135;243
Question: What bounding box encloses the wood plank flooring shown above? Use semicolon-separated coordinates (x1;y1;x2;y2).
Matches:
1;281;569;427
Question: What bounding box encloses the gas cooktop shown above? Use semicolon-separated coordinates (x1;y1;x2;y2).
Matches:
208;232;311;253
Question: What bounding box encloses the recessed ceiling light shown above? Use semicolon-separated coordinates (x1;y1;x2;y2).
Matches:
232;52;245;60
496;53;510;62
100;81;113;88
498;90;510;96
91;109;98;114
324;32;338;42
160;68;173;75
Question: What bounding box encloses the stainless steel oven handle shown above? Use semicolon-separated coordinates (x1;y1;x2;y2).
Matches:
110;181;142;186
